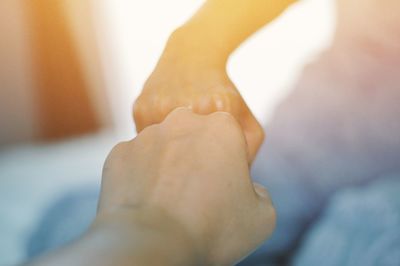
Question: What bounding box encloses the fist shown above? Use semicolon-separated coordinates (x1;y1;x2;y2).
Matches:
100;108;275;265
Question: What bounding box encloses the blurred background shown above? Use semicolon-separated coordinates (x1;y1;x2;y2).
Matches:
1;0;336;265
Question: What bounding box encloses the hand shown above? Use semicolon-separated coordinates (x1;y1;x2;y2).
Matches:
100;108;276;265
133;32;264;162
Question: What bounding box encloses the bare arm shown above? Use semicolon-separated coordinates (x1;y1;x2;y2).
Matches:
175;0;297;63
25;210;202;266
26;109;275;266
134;0;296;162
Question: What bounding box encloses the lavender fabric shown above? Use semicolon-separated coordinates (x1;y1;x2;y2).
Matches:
242;47;400;263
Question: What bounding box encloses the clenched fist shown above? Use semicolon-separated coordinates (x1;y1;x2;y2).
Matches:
100;108;275;265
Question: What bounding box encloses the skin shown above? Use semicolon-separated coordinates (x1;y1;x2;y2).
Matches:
26;1;298;263
133;0;297;162
26;108;276;266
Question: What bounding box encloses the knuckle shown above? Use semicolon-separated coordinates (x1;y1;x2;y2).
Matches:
111;141;129;153
211;91;240;112
210;112;242;133
193;96;213;114
159;98;175;115
104;141;130;171
212;93;229;111
138;123;160;137
109;141;130;157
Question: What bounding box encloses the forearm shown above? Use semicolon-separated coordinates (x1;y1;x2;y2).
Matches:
25;209;203;266
170;0;297;64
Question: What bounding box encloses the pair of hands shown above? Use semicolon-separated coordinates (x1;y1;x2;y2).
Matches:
27;109;274;266
30;1;299;264
29;27;275;266
95;33;273;265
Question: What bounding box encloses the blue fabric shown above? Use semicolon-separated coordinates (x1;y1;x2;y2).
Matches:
26;176;400;265
293;175;400;266
26;186;99;259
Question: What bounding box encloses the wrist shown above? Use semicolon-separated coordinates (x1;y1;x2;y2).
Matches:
163;26;230;69
92;208;206;265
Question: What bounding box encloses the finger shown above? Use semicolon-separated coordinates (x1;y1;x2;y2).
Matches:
192;95;214;115
239;107;265;163
212;93;229;112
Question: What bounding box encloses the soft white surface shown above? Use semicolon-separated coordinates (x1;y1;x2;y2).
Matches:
0;132;118;265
